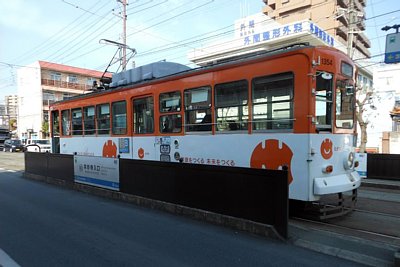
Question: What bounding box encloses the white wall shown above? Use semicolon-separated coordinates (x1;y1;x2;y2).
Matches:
17;61;42;140
367;64;400;151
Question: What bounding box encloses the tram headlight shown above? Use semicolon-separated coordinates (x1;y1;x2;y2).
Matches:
344;152;355;170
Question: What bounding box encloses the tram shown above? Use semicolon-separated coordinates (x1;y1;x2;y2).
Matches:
50;44;361;213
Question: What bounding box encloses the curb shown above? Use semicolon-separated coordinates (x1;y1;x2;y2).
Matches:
292;239;393;267
361;180;400;191
289;223;398;267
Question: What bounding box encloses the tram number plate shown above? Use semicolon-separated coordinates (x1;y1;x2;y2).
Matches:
321;58;333;65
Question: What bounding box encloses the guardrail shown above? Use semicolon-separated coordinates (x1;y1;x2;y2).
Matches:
24;152;289;239
367;153;400;181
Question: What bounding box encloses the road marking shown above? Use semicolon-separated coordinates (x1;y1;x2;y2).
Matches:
0;168;17;173
0;249;20;267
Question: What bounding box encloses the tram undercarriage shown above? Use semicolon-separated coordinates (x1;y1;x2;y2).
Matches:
290;189;358;220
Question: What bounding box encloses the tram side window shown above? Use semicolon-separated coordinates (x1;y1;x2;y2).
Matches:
83;106;95;135
112;101;127;135
215;80;248;132
51;110;60;136
61;109;71;136
184;86;211;132
316;71;333;130
96;104;110;135
336;80;354;129
252;73;294;131
159;91;182;133
133;96;154;134
71;108;83;135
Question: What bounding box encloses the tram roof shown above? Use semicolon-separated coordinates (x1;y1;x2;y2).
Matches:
51;43;344;105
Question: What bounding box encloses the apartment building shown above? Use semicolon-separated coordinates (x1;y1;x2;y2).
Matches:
17;61;111;142
262;0;370;58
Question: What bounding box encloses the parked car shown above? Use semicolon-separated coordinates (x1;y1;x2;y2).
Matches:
3;139;25;152
25;139;51;153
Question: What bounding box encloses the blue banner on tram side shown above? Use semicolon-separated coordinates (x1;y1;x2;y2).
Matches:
73;155;120;191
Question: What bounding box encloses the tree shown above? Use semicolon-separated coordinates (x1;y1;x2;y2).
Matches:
355;87;373;153
42;121;49;138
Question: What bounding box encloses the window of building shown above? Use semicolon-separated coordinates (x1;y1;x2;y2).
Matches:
87;77;97;86
133;96;154;134
159;91;182;133
83;106;95;135
67;75;78;84
96;104;110;135
252;73;294;131
184;86;212;132
316;71;333;130
71;108;83;135
50;72;61;81
61;109;71;136
112;101;127;135
215;80;248;132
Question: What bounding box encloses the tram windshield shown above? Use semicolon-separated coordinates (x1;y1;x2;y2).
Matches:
315;71;333;131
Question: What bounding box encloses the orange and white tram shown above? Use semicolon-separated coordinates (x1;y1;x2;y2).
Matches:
50;44;361;207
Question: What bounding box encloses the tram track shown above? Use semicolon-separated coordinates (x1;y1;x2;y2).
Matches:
290;215;400;241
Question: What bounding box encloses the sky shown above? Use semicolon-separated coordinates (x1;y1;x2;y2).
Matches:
0;0;398;102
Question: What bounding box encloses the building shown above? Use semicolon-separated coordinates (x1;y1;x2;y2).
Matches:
17;61;111;142
5;95;18;120
262;0;370;59
367;63;400;153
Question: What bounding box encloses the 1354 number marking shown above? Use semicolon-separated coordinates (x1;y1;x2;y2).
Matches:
321;58;333;65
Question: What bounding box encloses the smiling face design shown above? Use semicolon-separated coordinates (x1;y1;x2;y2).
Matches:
320;138;333;160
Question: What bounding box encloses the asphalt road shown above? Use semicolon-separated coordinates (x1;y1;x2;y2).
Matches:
0;152;364;266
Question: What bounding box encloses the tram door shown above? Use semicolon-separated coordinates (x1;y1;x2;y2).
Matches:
132;96;156;160
51;110;60;153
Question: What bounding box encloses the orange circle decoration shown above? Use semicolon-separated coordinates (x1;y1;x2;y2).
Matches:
250;139;294;184
320;138;333;160
138;148;145;159
102;140;117;158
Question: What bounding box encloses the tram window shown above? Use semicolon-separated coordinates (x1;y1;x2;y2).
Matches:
215;80;248;132
51;111;60;136
316;71;333;130
184;86;212;132
160;91;181;113
133;96;154;134
336;80;354;129
96;104;110;135
61;109;71;136
252;73;294;131
112;101;127;135
160;114;182;133
71;108;83;135
83;106;95;135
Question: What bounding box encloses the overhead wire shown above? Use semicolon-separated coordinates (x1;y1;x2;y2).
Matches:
2;1;399;88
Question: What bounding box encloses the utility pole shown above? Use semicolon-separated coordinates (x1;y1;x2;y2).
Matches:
116;0;128;70
347;0;355;58
122;0;127;71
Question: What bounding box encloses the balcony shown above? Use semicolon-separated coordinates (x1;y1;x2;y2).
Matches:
41;79;92;91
